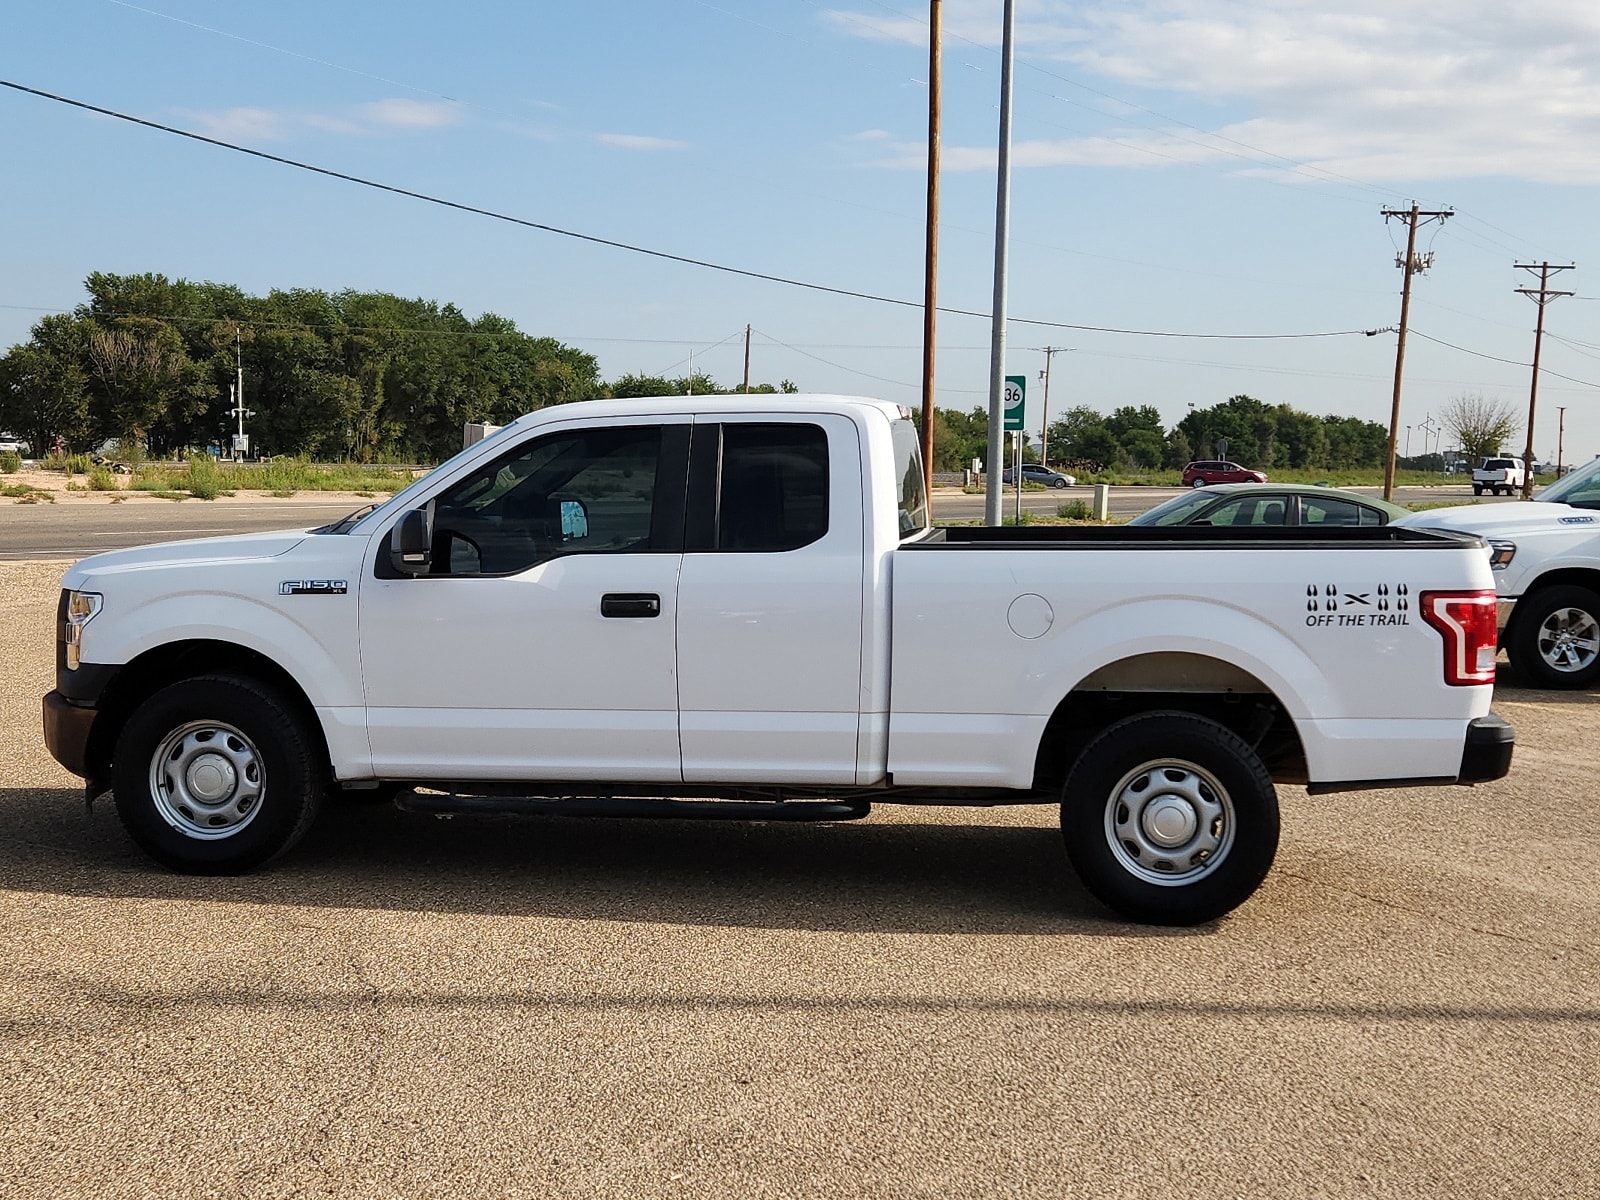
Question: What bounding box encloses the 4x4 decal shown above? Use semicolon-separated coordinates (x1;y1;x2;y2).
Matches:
1305;583;1410;627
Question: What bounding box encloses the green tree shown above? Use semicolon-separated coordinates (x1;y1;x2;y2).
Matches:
1440;392;1520;463
0;314;94;452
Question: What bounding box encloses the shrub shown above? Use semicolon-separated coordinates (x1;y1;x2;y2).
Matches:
0;451;20;473
1057;500;1092;520
186;457;224;500
87;466;117;491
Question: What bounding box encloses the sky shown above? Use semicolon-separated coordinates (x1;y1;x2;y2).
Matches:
5;0;1600;463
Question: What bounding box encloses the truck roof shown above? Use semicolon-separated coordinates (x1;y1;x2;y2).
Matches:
509;394;912;428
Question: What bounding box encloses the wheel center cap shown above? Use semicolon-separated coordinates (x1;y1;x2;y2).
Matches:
187;754;237;802
1143;796;1198;847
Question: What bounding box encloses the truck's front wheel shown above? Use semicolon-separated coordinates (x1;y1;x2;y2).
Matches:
112;675;323;874
1060;712;1279;925
1508;586;1600;689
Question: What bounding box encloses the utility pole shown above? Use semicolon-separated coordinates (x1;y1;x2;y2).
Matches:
1514;261;1575;498
1036;346;1069;466
741;323;751;393
920;0;942;498
1557;406;1567;477
983;0;1017;527
1380;203;1452;501
228;328;252;461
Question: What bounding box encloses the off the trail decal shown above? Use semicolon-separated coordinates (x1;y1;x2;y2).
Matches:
1305;583;1410;627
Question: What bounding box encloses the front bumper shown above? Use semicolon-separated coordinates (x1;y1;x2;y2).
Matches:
42;690;96;779
1458;711;1514;784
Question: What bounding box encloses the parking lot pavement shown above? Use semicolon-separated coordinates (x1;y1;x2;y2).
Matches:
2;559;1597;1199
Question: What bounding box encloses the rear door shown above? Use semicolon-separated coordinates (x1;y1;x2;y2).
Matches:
674;414;866;785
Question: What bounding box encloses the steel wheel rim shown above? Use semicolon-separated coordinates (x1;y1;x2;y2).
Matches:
148;720;266;840
1104;757;1235;886
1536;606;1600;674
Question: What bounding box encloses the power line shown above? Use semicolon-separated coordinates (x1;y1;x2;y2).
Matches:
0;79;1380;344
1409;328;1600;390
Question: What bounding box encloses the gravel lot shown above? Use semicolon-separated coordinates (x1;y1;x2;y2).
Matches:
2;558;1597;1199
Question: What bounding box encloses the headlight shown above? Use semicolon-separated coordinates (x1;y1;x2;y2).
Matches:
1487;540;1517;571
63;590;102;670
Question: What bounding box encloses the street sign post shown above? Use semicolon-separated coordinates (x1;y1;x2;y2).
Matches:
1004;375;1026;522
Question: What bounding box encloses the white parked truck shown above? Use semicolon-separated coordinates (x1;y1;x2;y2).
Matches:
1472;456;1527;496
1396;455;1600;688
44;396;1513;924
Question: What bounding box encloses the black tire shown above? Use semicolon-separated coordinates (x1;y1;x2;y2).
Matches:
1051;477;1067;488
1060;712;1279;925
1191;478;1207;488
1473;485;1484;496
112;674;324;874
1507;586;1600;689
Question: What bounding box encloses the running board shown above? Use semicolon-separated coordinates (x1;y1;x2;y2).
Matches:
395;793;872;822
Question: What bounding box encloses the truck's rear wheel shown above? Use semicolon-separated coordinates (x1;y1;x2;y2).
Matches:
1060;712;1279;925
1508;586;1600;689
112;674;322;874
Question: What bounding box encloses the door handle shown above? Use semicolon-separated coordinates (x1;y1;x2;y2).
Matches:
601;592;662;618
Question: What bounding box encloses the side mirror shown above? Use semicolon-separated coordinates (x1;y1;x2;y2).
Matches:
388;507;433;575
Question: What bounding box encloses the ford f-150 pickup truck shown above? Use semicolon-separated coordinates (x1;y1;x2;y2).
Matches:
1396;455;1600;688
43;396;1514;924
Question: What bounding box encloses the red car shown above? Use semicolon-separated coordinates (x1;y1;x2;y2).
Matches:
1181;460;1267;487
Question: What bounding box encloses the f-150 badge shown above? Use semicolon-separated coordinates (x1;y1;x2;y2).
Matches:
1305;583;1409;627
279;579;348;596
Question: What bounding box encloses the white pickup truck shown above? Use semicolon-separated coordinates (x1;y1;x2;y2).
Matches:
1472;456;1527;497
1396;456;1600;688
43;395;1513;924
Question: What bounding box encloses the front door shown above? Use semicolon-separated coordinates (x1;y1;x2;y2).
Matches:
359;416;689;782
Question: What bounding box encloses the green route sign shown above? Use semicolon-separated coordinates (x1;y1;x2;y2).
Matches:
1003;375;1026;432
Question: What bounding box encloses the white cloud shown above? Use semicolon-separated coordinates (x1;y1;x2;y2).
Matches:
357;98;461;130
183;107;287;142
830;1;1600;184
179;98;461;142
595;133;689;151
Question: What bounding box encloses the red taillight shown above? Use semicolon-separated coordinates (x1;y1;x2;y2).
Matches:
1419;590;1499;686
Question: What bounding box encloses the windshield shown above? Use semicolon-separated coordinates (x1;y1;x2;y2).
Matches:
1537;457;1600;509
1128;491;1221;526
891;418;930;538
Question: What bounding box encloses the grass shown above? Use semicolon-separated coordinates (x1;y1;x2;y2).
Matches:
3;483;54;502
0;451;21;474
129;456;414;499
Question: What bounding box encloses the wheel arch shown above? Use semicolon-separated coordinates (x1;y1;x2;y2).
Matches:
85;640;330;794
1031;652;1307;792
1509;567;1600;622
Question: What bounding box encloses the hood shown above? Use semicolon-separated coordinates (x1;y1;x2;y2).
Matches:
1392;501;1592;536
62;529;312;586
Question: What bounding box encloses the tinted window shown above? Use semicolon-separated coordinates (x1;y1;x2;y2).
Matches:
718;424;829;552
431;425;664;575
1200;495;1287;527
1539;458;1600;509
1301;497;1367;526
892;418;930;538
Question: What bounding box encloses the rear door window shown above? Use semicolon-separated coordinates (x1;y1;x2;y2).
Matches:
716;424;829;552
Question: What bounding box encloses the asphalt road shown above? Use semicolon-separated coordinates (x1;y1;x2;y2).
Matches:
1;559;1596;1199
0;485;1512;559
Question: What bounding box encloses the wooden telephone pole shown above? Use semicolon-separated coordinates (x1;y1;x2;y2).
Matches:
1514;261;1575;498
1380;204;1452;501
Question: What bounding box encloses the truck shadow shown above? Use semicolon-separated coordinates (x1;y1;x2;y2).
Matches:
0;788;1197;937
